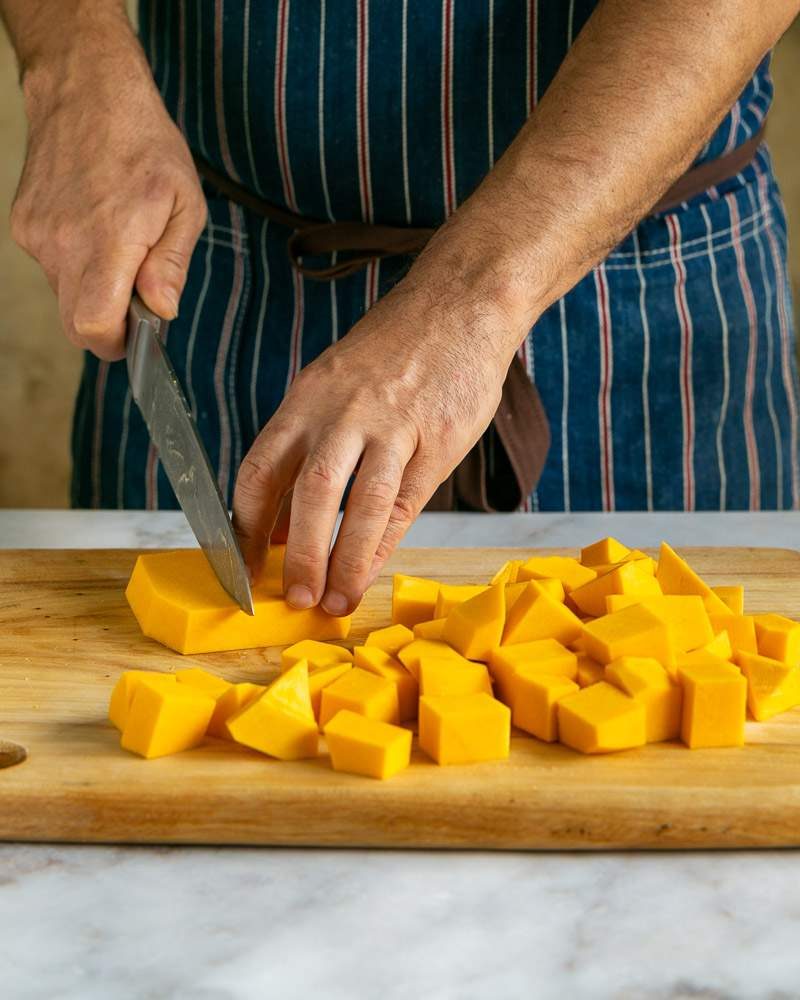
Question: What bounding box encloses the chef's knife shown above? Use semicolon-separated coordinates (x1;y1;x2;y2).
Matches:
126;295;255;615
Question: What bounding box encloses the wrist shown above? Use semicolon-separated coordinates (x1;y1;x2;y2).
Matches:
20;6;147;119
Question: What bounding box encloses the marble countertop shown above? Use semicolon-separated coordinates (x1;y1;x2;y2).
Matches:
1;510;799;1000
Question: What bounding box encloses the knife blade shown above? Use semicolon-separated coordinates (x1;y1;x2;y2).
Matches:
126;295;255;615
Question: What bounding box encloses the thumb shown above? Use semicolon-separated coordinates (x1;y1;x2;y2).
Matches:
135;197;206;320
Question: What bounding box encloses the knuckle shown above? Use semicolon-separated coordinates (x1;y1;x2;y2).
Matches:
237;451;280;495
353;478;397;519
301;458;341;493
331;544;372;580
286;541;327;576
389;489;419;528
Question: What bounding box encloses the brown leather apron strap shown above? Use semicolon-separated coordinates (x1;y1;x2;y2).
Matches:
193;125;764;511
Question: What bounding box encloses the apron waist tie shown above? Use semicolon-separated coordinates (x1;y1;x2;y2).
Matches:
193;126;766;511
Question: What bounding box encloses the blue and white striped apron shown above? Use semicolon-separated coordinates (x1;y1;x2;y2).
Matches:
72;1;800;512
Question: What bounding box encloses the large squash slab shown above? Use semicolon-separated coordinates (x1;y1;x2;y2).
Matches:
126;549;351;654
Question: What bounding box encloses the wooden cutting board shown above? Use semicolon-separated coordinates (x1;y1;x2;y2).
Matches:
1;546;799;851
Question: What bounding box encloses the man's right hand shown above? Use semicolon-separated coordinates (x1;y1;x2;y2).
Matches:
9;13;206;361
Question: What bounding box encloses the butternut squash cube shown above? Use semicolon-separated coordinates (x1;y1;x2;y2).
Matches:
677;660;746;748
434;584;489;619
517;555;597;592
318;667;399;728
419;694;510;765
737;651;800;721
504;581;529;612
698;631;734;660
489;640;577;703
324;710;412;780
412;617;447;640
708;614;758;656
418;657;493;697
308;662;353;721
121;678;216;759
655;542;730;615
281;639;353;672
570;561;662;618
557;682;647;754
506;671;579;741
109;670;176;732
226;661;318;760
210;682;266;739
576;654;605;688
580;536;630;567
754;614;800;665
712;585;745;615
605;656;682;743
443;584;505;661
175;667;232;698
126;550;351;655
604;595;713;653
397;638;464;679
391;574;440;628
364;624;414;656
490;559;522;586
582;605;674;667
502;583;583;646
353;646;418;722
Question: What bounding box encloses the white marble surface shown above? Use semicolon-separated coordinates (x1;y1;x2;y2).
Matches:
2;510;800;1000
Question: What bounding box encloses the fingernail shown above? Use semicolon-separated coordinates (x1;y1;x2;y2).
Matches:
164;288;180;320
286;584;314;609
321;591;349;616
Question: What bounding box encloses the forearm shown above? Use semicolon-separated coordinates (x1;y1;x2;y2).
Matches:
412;0;799;351
1;0;147;109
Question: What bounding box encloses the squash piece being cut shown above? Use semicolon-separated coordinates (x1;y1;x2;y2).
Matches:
570;562;661;618
364;624;414;656
502;583;583;646
353;646;418;722
281;639;353;672
737;651;800;721
419;693;510;765
226;661;318;760
605;656;682;743
324;710;412;779
506;671;579;742
318;667;400;728
677;661;746;748
557;682;646;754
434;584;489;619
210;682;266;739
126;550;351;655
754;614;800;665
517;556;596;592
443;584;505;661
109;670;176;732
121;677;216;759
391;574;440;627
582;605;674;667
580;537;630;567
418;657;493;697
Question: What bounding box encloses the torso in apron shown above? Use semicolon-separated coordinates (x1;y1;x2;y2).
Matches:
72;2;798;512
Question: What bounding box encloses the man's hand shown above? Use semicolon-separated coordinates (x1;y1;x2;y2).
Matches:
233;259;524;617
6;3;206;360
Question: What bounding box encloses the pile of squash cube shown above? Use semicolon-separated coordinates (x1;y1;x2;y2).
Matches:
112;537;800;779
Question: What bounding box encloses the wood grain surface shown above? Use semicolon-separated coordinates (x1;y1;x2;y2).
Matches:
1;546;799;850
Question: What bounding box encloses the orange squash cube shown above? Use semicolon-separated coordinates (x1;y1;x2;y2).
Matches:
712;585;745;615
226;662;319;760
570;561;662;618
318;667;400;728
557;682;646;754
419;694;510;765
502;583;583;646
391;574;440;628
737;651;800;721
412;617;447;640
605;656;682;743
418;657;493;697
754;614;800;665
575;653;605;688
708;614;758;656
582;605;674;667
209;681;266;738
517;555;597;592
324;711;412;780
580;537;630;567
121;678;216;759
109;670;177;732
604;595;713;653
677;661;746;748
442;584;505;661
397;638;464;679
506;671;579;741
353;646;418;722
364;623;414;656
281;639;353;672
434;584;489;619
307;662;353;721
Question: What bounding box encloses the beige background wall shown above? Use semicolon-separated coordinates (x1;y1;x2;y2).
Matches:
1;17;799;509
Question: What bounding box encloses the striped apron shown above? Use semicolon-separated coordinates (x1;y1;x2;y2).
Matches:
72;0;800;512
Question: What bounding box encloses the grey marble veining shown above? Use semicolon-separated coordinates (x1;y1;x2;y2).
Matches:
1;510;800;999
